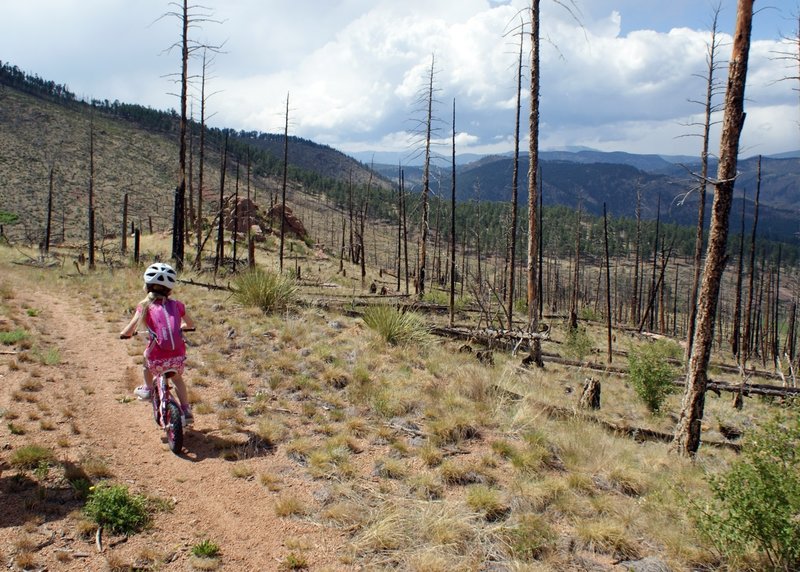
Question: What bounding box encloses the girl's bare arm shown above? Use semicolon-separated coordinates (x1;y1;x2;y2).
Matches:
181;312;195;331
119;308;142;338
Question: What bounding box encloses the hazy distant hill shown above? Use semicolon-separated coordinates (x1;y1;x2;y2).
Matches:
234;131;391;191
372;150;800;243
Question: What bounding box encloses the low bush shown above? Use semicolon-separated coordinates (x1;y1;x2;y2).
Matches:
694;409;800;571
83;483;149;535
627;341;678;413
191;539;221;558
563;325;593;361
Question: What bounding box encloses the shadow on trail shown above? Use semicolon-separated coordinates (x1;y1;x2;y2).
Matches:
0;470;83;529
172;428;276;462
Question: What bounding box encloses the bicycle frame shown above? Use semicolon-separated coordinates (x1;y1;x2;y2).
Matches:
151;371;183;454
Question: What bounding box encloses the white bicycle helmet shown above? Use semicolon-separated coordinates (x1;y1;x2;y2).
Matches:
143;262;177;289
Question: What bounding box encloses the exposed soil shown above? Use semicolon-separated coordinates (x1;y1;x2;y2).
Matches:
0;282;354;571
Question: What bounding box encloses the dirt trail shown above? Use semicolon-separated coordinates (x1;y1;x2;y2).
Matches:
1;285;352;571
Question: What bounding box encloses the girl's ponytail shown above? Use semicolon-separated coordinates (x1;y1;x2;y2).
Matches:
137;290;167;331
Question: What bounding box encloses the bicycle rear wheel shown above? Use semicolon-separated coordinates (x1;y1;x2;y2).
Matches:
165;402;183;454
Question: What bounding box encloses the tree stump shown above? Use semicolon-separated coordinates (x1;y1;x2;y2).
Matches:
579;377;601;410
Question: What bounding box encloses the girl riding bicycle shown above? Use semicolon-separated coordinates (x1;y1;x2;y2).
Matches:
120;262;195;423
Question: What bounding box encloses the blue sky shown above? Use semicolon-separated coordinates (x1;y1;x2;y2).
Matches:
1;0;797;161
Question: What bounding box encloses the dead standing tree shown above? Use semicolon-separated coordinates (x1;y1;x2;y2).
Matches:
160;0;222;270
526;0;543;366
88;119;96;270
742;156;761;364
673;0;754;457
279;92;290;273
507;21;525;330
416;54;439;299
449;100;457;327
194;49;219;269
686;4;724;357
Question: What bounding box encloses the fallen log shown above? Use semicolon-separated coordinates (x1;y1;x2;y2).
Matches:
539;354;800;399
178;278;233;291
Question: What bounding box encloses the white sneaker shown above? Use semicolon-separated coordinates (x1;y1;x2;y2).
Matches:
134;385;151;400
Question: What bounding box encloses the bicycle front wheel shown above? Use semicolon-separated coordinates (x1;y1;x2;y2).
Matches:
166;402;183;454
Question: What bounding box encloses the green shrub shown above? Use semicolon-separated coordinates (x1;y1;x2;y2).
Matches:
34;347;61;365
564;326;593;361
422;289;468;312
0;211;19;225
694;410;800;570
0;329;28;346
232;269;297;313
362;305;431;345
191;539;221;558
627;341;677;413
83;483;149;535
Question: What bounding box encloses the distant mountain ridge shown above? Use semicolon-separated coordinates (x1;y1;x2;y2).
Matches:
370;149;800;243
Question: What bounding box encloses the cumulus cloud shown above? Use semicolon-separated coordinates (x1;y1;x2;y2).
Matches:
1;0;796;159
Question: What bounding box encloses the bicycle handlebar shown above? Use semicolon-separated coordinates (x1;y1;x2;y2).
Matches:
120;328;196;340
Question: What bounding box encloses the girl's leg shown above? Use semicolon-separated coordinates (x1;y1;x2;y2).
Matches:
142;366;154;390
171;372;190;411
135;366;154;399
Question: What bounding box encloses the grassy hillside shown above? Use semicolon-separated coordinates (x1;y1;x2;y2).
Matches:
0;87;178;243
0;83;384;248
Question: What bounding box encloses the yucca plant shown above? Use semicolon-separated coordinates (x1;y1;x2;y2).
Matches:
232;269;297;313
362;305;431;345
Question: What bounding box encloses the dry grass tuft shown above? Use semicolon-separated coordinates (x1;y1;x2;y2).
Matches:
353;500;485;568
274;494;308;518
259;471;282;492
576;520;641;560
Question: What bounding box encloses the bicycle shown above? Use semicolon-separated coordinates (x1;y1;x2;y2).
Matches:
151;369;185;454
121;329;194;455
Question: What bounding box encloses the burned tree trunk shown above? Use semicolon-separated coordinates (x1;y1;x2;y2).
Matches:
450;100;457;327
524;0;543;367
569;205;582;331
121;192;128;255
742;156;761;364
687;7;722;357
507;25;524;330
45;165;54;255
214;135;228;273
731;193;746;359
674;0;753;457
88;123;96;270
647;194;661;332
418;55;436;299
579;377;601;410
279;93;289;273
397;165;403;291
631;189;642;326
604;203;613;363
